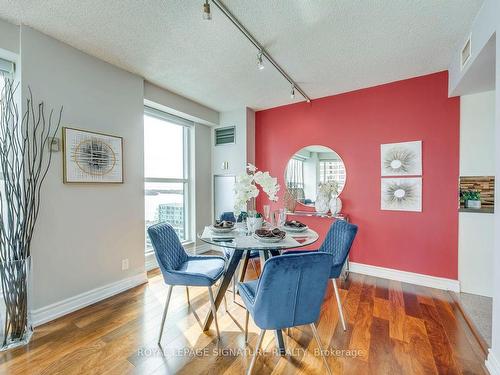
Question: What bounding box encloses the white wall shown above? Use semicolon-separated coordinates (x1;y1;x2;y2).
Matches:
303;153;318;200
449;0;498;96
212;108;249;176
211;107;255;218
451;0;500;371
0;19;19;58
194;124;213;245
20;26;146;310
144;81;219;126
493;27;500;372
459;91;495;297
460;91;496;175
246;108;255;165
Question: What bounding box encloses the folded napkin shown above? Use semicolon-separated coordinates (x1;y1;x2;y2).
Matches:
284;220;306;228
255;228;286;239
213;220;234;229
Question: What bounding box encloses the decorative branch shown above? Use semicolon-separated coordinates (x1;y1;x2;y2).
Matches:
0;76;62;347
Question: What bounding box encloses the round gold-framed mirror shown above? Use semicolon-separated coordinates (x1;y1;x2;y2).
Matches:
284;145;346;207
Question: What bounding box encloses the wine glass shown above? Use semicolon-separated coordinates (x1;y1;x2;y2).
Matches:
272;210;279;228
263;205;270;227
246;211;254;234
278;208;286;228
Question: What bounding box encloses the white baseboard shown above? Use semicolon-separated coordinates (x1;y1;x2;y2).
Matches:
32;272;148;327
486;350;500;375
349;262;460;292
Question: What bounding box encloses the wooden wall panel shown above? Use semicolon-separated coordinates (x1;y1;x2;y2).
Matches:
459;176;495;209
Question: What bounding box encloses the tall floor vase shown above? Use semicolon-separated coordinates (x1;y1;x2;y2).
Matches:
0;256;32;351
0;79;61;350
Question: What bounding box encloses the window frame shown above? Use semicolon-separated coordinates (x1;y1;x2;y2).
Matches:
144;106;193;254
319;159;346;190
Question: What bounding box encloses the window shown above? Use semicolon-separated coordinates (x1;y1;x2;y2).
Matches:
0;57;15;77
319;160;346;190
144;107;192;252
286;158;304;189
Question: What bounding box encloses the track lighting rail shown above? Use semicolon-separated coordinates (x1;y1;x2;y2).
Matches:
208;0;311;103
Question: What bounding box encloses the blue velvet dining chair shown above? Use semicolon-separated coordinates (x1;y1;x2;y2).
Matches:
147;223;226;343
318;220;358;331
238;252;333;375
283;220;358;331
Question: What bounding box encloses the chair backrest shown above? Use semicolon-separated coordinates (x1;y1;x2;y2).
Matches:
252;252;332;330
220;211;237;222
147;223;188;277
319;220;358;269
220;211;246;223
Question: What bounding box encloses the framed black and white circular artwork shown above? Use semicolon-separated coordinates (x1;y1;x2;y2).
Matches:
62;127;123;183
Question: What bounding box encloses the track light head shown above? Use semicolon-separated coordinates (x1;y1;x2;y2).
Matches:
257;51;264;70
203;0;211;20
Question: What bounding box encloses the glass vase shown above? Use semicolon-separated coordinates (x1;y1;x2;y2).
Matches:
0;256;33;351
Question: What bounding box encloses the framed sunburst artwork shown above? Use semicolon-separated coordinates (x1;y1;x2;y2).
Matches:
62;127;123;183
381;177;422;212
381;141;422;176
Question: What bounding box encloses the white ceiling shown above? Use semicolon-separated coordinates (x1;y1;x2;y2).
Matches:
0;0;483;112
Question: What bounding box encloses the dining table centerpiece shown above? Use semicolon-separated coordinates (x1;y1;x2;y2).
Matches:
234;164;280;230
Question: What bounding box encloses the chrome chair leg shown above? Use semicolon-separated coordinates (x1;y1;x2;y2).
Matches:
207;286;220;340
244;309;249;344
186;286;190;306
158;285;173;344
233;268;237;302
247;329;266;375
332;279;347;331
310;323;332;375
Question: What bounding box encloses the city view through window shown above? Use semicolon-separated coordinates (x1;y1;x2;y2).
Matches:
144;110;190;252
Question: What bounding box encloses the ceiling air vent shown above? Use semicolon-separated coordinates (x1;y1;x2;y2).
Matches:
461;35;471;70
215;126;235;146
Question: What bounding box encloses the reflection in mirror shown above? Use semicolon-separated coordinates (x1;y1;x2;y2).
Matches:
285;145;346;207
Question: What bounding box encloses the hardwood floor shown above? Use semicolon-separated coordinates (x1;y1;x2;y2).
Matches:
0;265;487;374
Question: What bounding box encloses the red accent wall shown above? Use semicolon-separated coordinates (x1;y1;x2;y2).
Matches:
255;71;459;279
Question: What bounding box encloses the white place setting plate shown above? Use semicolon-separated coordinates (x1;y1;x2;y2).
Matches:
252;233;286;243
283;225;308;233
210;225;236;234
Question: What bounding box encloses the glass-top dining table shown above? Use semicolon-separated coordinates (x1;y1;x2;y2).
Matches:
198;224;319;355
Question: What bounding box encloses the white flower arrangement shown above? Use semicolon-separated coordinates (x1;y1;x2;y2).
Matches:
234;164;280;215
318;180;339;198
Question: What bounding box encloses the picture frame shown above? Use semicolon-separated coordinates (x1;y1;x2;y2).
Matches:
62;127;123;184
381;177;422;212
381;140;422;176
